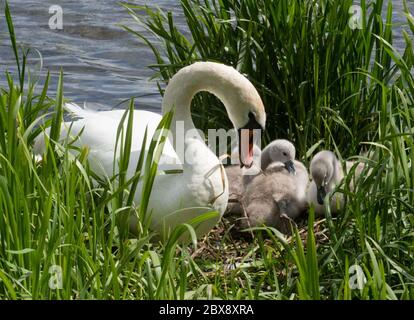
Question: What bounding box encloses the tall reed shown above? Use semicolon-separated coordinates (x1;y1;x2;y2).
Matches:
123;0;414;299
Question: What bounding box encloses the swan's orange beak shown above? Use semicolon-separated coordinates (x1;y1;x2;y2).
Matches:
239;128;255;168
238;113;263;168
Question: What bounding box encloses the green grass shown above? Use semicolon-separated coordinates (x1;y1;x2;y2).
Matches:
0;0;414;299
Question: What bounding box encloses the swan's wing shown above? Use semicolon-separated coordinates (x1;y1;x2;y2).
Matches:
64;103;170;152
34;103;122;155
64;102;96;119
127;150;182;174
35;103;181;175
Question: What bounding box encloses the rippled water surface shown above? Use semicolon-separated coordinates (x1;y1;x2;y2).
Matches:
0;0;413;111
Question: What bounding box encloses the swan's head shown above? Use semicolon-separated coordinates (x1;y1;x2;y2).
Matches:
204;63;265;169
262;139;296;174
310;151;337;204
162;62;266;168
229;82;266;169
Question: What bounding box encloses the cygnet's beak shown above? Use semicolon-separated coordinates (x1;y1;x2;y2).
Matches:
317;185;327;205
284;160;296;175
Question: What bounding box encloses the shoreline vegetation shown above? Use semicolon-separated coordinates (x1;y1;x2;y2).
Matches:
1;0;414;299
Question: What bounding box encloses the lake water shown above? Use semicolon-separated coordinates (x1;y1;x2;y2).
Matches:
0;0;413;111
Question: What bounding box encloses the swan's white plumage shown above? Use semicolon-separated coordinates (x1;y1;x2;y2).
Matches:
34;62;266;240
34;103;182;176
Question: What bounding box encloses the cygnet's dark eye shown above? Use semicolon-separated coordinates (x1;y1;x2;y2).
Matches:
283;152;287;156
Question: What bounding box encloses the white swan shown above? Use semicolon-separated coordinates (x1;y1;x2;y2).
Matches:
306;150;365;216
35;62;266;239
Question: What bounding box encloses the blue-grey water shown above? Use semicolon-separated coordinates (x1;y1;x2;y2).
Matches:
0;0;413;111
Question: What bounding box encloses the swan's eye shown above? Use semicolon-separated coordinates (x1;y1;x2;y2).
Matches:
283;152;287;156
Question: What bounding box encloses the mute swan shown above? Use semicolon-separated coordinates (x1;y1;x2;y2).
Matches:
225;145;261;215
306;150;365;216
35;62;266;239
241;140;309;233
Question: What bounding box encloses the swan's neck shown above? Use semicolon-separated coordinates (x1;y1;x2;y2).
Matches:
162;63;242;138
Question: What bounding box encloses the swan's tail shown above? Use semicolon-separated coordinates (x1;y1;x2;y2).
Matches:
33;102;88;157
64;102;92;119
33;133;47;159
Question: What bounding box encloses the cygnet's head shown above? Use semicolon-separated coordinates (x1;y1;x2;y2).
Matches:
310;150;337;204
261;139;296;174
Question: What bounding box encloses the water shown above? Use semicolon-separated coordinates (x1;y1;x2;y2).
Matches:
0;0;187;111
0;0;413;111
